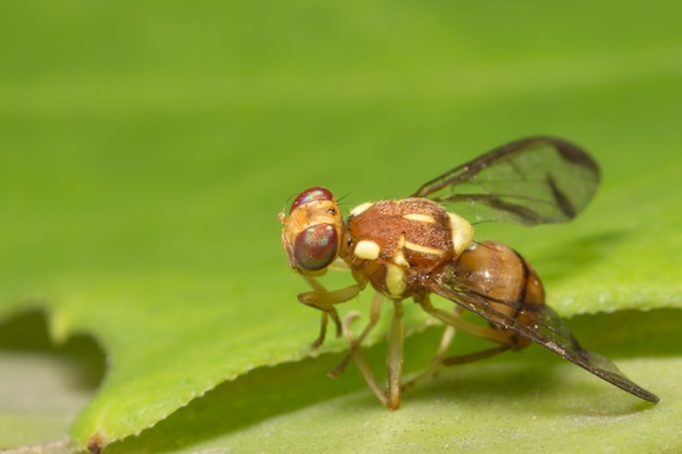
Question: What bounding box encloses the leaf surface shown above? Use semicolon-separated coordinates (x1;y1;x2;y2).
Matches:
0;0;681;452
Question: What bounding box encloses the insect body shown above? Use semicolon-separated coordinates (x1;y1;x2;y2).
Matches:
346;197;473;300
279;136;659;409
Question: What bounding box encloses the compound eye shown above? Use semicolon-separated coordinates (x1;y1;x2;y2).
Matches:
290;187;334;214
293;224;339;271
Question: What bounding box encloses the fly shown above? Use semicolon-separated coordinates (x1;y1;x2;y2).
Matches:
279;136;659;409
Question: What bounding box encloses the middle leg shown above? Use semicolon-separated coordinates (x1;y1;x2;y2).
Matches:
333;297;406;410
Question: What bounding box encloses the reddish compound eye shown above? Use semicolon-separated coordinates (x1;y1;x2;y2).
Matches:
290;187;334;214
293;224;339;271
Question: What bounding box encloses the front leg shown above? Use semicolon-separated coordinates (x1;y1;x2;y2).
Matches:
299;274;367;350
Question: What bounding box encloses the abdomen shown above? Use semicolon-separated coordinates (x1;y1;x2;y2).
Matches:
450;240;545;349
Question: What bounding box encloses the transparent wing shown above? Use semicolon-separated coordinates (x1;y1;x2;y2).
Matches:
412;136;600;225
427;276;659;403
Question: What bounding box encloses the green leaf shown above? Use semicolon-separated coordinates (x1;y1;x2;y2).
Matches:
1;0;681;452
97;311;682;453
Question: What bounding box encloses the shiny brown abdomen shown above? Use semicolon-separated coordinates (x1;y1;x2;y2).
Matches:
451;240;545;349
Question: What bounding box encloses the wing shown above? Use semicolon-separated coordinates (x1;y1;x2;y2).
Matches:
427;278;659;403
412;136;600;226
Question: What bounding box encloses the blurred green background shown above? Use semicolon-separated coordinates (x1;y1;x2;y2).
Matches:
2;0;680;297
1;1;682;452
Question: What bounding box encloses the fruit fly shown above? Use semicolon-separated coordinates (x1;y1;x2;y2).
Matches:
279;136;659;409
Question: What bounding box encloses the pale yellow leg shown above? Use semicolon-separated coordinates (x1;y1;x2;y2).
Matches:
401;302;457;392
299;275;367;349
403;344;510;391
335;311;390;407
416;294;509;345
328;292;383;377
386;300;405;410
403;294;512;391
334;298;405;410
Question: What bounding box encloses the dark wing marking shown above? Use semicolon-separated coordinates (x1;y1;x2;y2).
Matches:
412;136;600;225
427;277;659;403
